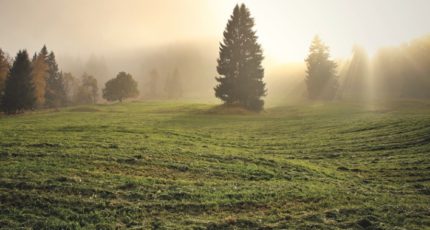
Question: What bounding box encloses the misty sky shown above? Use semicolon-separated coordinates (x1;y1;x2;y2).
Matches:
0;0;429;63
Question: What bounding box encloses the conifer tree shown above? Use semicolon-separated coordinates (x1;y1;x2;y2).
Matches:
40;45;48;58
214;4;266;111
45;51;66;107
2;50;35;114
305;36;338;100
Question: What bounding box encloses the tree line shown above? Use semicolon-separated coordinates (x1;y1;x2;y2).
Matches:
2;4;429;114
0;44;185;115
0;46;140;114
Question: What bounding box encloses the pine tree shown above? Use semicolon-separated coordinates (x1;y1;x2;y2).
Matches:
39;45;48;59
0;49;10;105
165;68;182;99
214;4;266;111
45;51;66;108
305;36;338;100
2;50;35;114
31;46;49;107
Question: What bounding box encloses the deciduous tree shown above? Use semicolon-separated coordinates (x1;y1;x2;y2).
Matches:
103;72;138;102
75;73;98;105
62;72;79;105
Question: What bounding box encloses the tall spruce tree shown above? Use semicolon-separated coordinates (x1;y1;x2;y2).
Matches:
305;36;338;100
214;4;266;111
2;50;35;114
45;51;66;108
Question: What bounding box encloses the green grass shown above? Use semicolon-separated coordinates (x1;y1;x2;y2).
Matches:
0;101;429;229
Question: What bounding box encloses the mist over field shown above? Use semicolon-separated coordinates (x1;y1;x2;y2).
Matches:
1;0;430;229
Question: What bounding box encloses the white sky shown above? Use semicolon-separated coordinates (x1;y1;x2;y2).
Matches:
0;0;429;63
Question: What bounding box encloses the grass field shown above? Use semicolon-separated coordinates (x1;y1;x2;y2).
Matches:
0;101;429;229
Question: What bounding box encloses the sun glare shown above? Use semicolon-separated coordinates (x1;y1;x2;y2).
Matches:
213;0;430;63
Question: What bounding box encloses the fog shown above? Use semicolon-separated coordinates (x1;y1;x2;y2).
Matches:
1;0;430;103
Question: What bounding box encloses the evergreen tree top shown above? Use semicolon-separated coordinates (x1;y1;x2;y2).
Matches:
10;50;31;71
40;45;48;57
306;36;335;68
308;36;329;56
47;51;59;72
48;51;55;59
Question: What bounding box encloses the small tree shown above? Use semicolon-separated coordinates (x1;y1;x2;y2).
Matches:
305;36;338;100
62;72;79;105
214;4;266;111
103;72;138;102
75;73;98;105
2;50;35;114
165;68;182;99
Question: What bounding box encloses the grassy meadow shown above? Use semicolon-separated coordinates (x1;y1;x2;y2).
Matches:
0;101;429;229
